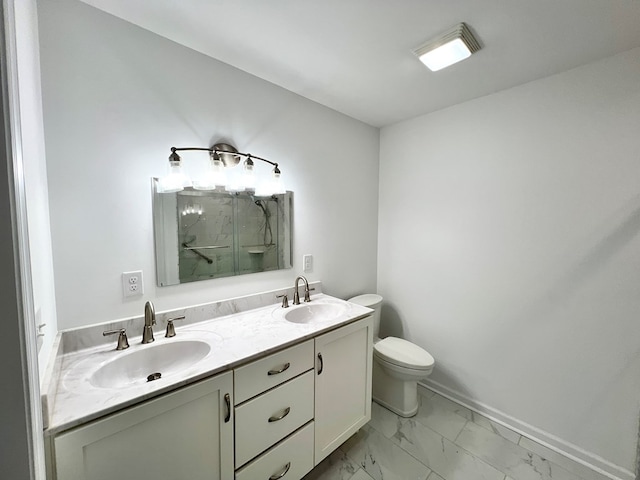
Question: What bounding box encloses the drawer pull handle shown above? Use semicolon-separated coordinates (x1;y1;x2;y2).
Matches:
268;406;291;423
317;352;323;375
224;393;231;423
269;462;291;480
268;362;291;376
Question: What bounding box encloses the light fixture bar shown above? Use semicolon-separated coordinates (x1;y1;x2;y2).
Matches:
171;145;279;169
159;142;284;195
413;22;481;72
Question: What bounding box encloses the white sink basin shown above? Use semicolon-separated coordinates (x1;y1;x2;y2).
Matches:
283;303;347;324
90;340;211;389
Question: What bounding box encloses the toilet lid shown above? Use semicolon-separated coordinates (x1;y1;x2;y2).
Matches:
374;337;435;370
347;294;383;309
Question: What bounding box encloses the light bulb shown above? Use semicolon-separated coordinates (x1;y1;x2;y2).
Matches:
158;160;191;193
254;167;285;197
272;168;285;194
193;157;227;190
242;159;256;191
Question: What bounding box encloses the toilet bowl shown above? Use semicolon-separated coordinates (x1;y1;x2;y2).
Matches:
347;294;435;417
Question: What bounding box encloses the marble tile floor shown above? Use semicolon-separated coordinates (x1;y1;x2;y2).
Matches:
303;387;610;480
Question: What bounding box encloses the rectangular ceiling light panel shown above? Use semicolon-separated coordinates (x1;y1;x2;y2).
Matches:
413;23;481;72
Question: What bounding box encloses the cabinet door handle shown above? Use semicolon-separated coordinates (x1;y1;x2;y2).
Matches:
224;393;231;423
267;362;290;376
317;353;323;375
269;462;291;480
268;406;291;423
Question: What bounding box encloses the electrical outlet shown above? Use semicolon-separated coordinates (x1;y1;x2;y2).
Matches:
303;254;313;273
122;271;144;298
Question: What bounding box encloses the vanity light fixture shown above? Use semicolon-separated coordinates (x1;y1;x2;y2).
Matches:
158;142;284;196
413;22;481;72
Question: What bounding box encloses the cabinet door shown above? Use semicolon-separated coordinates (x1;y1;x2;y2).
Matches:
314;317;373;463
54;372;234;480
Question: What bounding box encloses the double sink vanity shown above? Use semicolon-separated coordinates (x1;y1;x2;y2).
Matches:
43;282;373;480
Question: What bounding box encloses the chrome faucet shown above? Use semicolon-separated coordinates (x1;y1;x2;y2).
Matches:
142;301;156;344
292;276;312;305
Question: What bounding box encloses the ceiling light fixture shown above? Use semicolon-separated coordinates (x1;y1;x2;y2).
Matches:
158;142;284;196
413;23;481;72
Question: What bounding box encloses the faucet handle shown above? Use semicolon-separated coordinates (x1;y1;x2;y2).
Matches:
103;328;129;350
276;294;289;308
165;316;186;338
304;287;316;303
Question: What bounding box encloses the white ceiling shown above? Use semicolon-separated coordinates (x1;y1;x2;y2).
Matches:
79;0;640;127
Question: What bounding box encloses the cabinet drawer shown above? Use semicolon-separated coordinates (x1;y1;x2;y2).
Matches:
235;371;314;468
234;340;314;404
235;422;314;480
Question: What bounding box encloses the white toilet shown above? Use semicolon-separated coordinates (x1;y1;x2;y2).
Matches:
348;294;435;417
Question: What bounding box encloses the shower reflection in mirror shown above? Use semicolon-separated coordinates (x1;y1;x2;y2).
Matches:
153;179;292;286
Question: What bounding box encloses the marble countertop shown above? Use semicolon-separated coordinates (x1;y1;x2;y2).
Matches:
47;293;372;435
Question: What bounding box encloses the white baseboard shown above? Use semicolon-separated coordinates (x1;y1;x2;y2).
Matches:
419;379;635;480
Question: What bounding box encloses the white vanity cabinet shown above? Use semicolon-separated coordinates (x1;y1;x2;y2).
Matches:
53;371;234;480
314;317;373;463
50;315;373;480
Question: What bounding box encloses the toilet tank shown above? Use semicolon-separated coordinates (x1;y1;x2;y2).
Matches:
347;294;383;338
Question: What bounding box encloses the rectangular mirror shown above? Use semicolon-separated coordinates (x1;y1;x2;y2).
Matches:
152;179;292;286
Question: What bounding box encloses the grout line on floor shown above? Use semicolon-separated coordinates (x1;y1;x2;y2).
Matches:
453;419;468;443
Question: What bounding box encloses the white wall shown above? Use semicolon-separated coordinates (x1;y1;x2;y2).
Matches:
37;0;379;330
378;47;640;478
14;0;57;379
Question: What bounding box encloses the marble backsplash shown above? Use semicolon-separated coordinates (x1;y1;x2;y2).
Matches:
60;281;322;354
